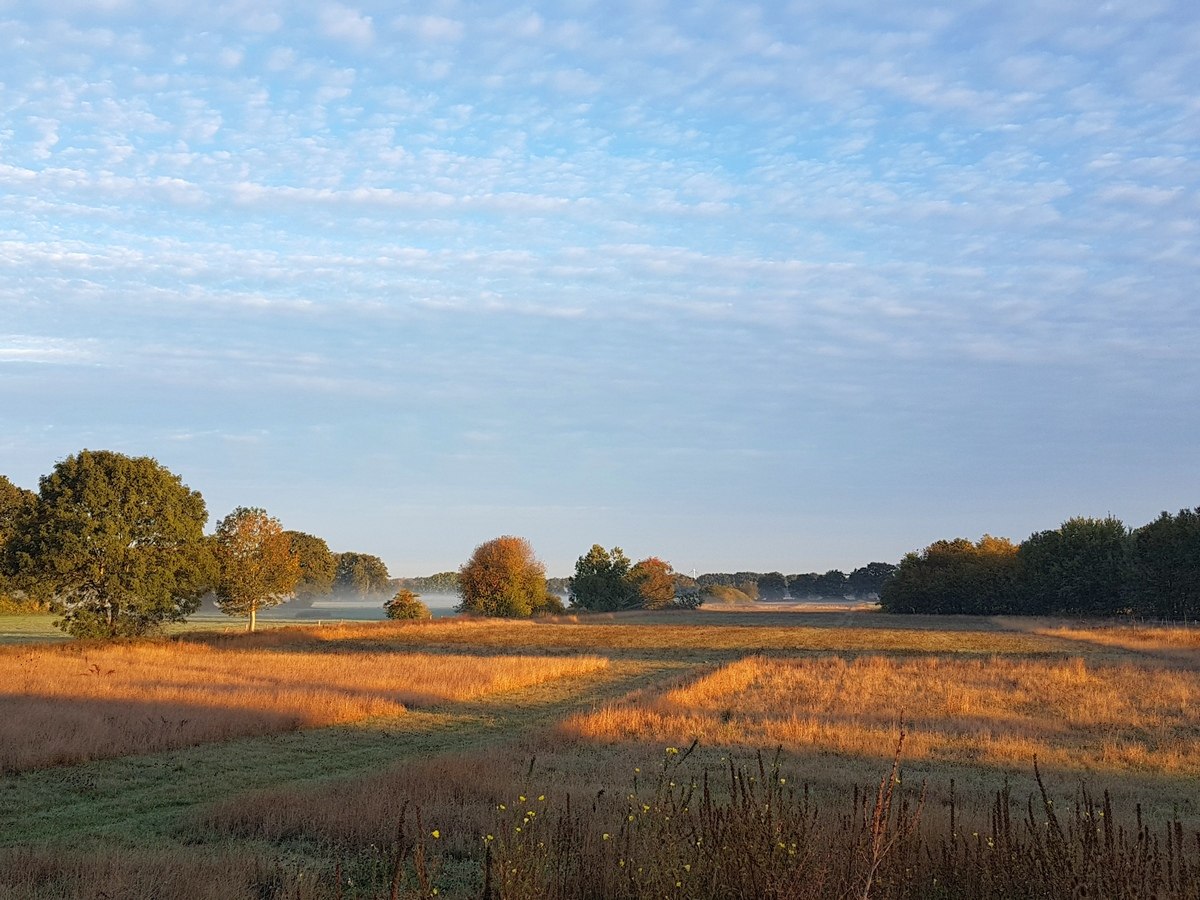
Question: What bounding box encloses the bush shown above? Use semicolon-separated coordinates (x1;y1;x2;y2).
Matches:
385;589;431;620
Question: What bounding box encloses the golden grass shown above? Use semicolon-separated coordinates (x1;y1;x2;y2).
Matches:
565;654;1200;776
0;641;607;771
1037;624;1200;659
194;615;1062;655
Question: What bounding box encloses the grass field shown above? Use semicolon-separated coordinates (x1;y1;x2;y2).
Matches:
1;607;1197;898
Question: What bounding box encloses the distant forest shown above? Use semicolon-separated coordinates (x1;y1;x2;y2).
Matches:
3;451;1198;632
881;511;1200;620
401;563;898;605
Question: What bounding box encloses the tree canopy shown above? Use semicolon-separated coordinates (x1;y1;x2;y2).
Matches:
1018;517;1129;615
285;530;337;599
0;475;37;602
334;552;391;597
214;507;301;631
880;536;1020;615
457;535;551;618
569;545;636;611
9;450;213;637
1129;508;1200;620
628;557;677;609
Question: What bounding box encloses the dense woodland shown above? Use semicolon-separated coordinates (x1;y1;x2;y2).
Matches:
2;450;1197;636
881;513;1200;619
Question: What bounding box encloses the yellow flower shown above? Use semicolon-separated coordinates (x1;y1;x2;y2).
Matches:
602;833;610;841
537;795;545;801
430;830;440;839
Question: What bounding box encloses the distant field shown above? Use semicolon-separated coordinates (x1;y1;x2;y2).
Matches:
1;609;1197;899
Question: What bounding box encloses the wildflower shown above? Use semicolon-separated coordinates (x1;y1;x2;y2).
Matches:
602;833;610;841
684;864;691;872
431;830;440;839
628;814;635;821
666;746;679;755
537;795;545;801
519;795;526;802
498;804;506;811
485;834;494;843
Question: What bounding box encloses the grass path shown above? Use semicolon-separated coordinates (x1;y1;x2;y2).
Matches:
0;658;688;848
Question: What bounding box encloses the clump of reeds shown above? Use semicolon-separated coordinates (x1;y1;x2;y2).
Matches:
475;745;1198;899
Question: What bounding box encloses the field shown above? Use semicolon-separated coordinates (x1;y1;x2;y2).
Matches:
1;607;1198;898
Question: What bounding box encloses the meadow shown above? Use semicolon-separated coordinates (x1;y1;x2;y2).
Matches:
0;607;1197;898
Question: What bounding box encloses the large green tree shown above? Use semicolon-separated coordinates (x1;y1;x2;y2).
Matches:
285;530;337;600
880;536;1020;615
457;535;551;617
847;562;899;599
215;507;301;631
9;450;213;637
756;571;788;600
1128;509;1199;620
569;544;636;611
334;552;391;597
1017;517;1130;615
0;475;38;603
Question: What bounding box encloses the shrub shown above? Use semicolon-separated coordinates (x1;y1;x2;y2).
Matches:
385;589;432;620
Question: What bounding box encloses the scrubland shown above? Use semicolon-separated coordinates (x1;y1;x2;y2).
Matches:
1;609;1197;898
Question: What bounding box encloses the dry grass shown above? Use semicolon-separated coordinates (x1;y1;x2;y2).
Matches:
1037;623;1200;659
0;846;324;900
194;615;1062;655
565;654;1200;776
0;641;607;771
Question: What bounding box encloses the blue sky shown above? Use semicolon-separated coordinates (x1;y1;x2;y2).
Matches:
2;1;1197;577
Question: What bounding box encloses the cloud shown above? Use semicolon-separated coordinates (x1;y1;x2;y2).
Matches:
393;15;464;43
0;336;99;365
317;3;373;47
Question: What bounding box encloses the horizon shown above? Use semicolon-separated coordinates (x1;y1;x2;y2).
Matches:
3;2;1197;578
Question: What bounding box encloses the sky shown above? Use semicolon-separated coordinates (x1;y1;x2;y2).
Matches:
1;1;1198;578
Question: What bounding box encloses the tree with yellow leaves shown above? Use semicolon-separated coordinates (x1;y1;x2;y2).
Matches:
214;507;301;631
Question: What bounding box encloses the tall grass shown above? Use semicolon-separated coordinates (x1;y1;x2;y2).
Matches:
473;748;1199;900
0;641;607;771
139;746;1200;898
565;654;1200;775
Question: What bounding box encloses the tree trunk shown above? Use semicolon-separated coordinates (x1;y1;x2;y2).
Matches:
249;605;256;632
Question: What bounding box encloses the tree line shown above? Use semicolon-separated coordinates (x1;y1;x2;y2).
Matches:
880;513;1200;619
0;451;406;636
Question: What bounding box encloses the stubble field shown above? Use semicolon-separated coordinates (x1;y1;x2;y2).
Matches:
0;607;1197;898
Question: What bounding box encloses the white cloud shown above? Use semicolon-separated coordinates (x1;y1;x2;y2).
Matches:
317;3;373;47
393;14;464;43
0;336;99;365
